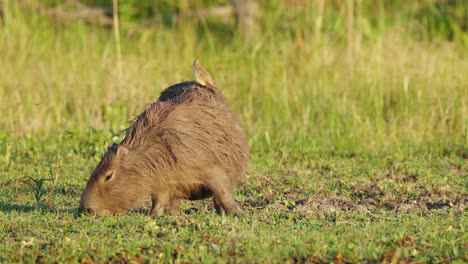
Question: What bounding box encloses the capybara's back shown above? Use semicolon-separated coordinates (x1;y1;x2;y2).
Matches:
80;82;249;217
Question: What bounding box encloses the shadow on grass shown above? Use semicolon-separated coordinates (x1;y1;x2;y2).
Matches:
0;200;78;215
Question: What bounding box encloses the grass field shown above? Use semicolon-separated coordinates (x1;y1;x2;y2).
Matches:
0;1;467;263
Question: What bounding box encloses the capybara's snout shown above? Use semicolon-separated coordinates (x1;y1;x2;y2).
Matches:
79;195;95;215
79;193;112;216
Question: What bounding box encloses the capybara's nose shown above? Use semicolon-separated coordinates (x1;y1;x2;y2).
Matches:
83;207;94;215
80;196;96;215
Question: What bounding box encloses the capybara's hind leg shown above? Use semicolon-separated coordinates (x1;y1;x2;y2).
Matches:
213;191;242;216
149;193;170;217
206;168;242;216
213;197;225;215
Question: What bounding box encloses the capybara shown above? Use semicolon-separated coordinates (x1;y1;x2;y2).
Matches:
80;82;249;217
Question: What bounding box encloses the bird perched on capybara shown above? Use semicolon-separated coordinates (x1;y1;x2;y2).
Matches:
80;81;249;217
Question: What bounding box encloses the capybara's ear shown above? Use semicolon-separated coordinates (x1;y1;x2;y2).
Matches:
117;146;128;159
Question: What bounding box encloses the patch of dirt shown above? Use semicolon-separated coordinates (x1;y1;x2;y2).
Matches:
351;183;385;200
394;196;467;213
287;195;467;215
266;181;468;215
294;197;368;214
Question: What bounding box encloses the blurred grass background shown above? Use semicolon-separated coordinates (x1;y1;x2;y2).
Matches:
0;0;466;152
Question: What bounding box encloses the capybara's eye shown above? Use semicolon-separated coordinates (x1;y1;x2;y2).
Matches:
104;172;113;182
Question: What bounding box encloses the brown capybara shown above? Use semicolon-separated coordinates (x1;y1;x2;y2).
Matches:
80;82;249;217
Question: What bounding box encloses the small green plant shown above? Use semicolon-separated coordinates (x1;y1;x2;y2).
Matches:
27;176;51;206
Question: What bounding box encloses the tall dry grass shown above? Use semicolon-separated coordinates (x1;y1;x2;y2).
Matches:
0;1;466;151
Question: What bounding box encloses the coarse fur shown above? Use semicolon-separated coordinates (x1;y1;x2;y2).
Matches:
80;82;249;217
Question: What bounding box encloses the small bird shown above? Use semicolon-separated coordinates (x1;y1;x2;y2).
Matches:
192;59;215;87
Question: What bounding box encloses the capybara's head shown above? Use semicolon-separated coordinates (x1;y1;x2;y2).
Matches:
80;143;143;216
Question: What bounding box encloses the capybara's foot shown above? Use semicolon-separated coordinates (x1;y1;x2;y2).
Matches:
213;197;225;215
149;194;170;217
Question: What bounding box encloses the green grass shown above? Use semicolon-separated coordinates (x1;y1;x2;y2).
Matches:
0;0;467;262
1;133;466;263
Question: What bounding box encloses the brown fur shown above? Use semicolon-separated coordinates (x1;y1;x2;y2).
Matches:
80;82;249;217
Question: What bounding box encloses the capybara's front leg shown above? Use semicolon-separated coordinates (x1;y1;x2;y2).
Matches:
149;193;170;217
167;198;181;215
